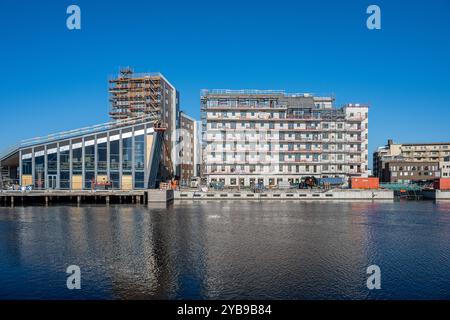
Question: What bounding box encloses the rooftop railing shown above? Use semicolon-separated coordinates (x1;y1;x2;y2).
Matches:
0;114;159;160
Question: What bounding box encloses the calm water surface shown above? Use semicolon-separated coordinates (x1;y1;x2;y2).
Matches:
1;201;450;300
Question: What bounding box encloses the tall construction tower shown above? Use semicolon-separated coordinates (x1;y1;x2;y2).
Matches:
109;68;180;177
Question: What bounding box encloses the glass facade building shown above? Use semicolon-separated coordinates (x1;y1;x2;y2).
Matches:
15;121;162;190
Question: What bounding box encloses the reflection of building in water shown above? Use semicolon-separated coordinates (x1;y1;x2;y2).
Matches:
92;207;169;299
109;205;209;299
104;206;206;299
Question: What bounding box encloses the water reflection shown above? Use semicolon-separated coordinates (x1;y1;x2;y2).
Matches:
0;201;450;299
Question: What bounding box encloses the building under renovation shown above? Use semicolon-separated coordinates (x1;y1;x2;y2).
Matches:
201;90;369;187
109;68;179;176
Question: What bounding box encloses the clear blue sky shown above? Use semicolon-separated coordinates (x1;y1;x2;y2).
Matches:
0;0;449;167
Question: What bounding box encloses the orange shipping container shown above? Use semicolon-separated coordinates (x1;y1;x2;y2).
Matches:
350;177;379;190
434;178;450;190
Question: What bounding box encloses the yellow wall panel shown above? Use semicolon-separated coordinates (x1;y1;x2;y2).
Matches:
96;175;108;183
72;175;82;190
22;175;32;186
121;175;133;190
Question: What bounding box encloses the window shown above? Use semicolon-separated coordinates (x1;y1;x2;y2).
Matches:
22;158;32;175
85;172;95;189
60;172;70;190
97;142;107;174
47;153;57;175
134;172;145;189
72;148;82;174
59;149;70;171
122;137;133;172
34;156;45;189
134;135;145;171
84;145;95;171
60;150;70;189
110;140;120;171
110;172;120;189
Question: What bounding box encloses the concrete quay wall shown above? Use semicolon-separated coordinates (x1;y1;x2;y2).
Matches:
175;189;394;201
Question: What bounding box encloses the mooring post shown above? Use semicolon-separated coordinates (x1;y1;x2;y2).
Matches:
45;196;49;206
106;196;110;205
11;196;14;208
77;196;81;206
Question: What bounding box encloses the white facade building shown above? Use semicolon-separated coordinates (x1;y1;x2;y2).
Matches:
201;90;369;187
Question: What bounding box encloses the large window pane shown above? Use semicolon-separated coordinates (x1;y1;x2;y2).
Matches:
84;145;95;171
60;172;70;189
34;156;45;189
110;172;120;189
134;172;145;189
22;158;32;175
122;137;132;173
47;153;57;174
110;140;120;171
60;150;70;171
134;135;144;171
85;172;95;189
97;142;107;174
60;150;70;189
72;148;82;174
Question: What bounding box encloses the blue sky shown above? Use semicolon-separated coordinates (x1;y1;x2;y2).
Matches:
0;0;449;167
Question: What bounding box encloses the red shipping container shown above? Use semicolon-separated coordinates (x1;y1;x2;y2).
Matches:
350;177;379;189
434;178;450;190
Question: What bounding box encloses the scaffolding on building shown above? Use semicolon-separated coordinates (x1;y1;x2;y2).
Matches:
109;68;163;120
200;90;369;183
108;68;176;178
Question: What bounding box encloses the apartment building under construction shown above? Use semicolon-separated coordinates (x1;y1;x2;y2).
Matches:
109;69;179;175
201;90;369;187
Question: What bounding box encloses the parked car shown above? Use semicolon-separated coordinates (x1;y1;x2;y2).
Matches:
190;177;200;188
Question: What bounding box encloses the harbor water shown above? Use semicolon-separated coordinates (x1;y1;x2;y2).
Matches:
1;201;450;300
